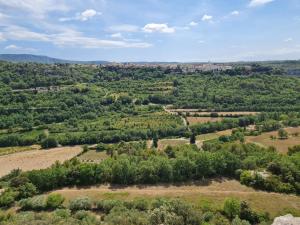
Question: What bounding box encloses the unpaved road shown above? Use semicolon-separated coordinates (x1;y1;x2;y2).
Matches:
0;146;82;177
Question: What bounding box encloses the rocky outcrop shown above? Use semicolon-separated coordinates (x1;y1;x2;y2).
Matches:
272;214;300;225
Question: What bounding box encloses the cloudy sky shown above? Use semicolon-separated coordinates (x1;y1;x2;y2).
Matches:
0;0;299;62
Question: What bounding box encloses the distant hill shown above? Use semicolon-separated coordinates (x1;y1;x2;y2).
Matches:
0;54;109;65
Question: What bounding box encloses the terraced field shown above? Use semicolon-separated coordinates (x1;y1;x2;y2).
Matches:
0;146;82;177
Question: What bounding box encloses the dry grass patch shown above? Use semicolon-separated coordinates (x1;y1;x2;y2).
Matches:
0;145;40;156
157;138;189;150
0;146;82;177
187;117;223;125
246;127;300;154
51;179;300;218
196;129;233;142
78;150;109;163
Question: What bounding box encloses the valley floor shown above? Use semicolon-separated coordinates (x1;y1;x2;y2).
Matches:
52;179;300;218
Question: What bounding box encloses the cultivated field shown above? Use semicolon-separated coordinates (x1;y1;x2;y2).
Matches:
0;146;82;177
157;138;189;150
52;179;300;218
246;127;300;153
187;117;223;125
78;150;109;163
166;108;258;117
196;129;234;148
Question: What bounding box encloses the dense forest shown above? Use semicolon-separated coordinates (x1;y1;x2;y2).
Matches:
0;61;300;148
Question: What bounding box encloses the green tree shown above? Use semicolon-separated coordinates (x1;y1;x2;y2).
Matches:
46;193;65;209
278;128;288;139
190;132;196;144
223;198;241;220
152;135;158;149
41;137;58;149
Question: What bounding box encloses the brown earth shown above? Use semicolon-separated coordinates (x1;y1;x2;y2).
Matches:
246;127;300;154
0;146;82;177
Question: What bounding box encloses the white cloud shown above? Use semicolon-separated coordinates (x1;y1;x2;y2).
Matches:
59;9;101;22
202;14;213;21
143;23;175;33
52;30;152;48
4;44;37;52
1;25;152;49
110;33;123;38
198;40;205;44
249;0;274;7
109;24;139;33
230;11;240;16
0;0;69;18
79;9;99;21
3;26;50;42
189;21;198;26
284;38;293;42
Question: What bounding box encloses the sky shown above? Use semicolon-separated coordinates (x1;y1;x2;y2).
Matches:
0;0;299;62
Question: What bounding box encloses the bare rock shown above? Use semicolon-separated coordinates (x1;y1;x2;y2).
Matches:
272;214;300;225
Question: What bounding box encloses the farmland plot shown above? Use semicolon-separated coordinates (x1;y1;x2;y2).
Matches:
0;146;82;177
246;127;300;154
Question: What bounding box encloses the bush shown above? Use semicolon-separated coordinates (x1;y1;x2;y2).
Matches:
0;189;18;208
232;216;251;225
17;182;37;199
69;197;92;211
132;198;149;211
288;145;300;155
19;195;46;211
41;137;58;149
223;198;241;220
95;199;124;213
278;128;288;139
46;193;65;209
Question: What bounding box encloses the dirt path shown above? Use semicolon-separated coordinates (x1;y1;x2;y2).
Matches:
163;105;189;128
0;146;82;177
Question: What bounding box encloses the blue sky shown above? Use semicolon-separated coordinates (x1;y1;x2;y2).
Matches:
0;0;299;62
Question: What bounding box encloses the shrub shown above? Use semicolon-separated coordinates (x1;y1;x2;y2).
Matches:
239;201;260;224
17;182;37;199
69;197;92;211
223;198;241;220
41;137;58;149
19;195;46;211
54;209;71;219
278;128;288;139
288;145;300;156
132;198;149;211
232;216;251;225
0;189;18;208
46;193;65;209
95;199;124;213
96;143;107;152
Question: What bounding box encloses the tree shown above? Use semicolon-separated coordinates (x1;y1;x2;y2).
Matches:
152;135;158;149
223;198;241;220
278;128;288;139
41;137;58;149
190;132;196;144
